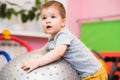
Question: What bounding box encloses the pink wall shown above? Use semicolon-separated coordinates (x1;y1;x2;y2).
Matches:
18;36;48;50
68;0;120;38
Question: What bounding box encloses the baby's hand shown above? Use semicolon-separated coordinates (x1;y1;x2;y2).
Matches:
21;59;40;73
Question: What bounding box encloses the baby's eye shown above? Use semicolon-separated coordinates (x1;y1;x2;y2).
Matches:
42;17;46;20
51;16;56;18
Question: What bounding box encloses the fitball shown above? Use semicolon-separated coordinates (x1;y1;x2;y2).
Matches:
0;50;80;80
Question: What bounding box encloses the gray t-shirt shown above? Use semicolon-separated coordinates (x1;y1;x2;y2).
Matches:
45;28;102;78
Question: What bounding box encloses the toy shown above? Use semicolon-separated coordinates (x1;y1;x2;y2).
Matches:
0;29;33;70
0;50;11;62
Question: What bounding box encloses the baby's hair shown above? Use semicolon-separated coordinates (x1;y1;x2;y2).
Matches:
40;1;66;18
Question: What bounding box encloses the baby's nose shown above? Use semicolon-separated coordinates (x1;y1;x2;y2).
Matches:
46;18;51;23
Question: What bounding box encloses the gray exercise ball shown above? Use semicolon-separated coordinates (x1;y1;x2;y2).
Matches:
0;50;80;80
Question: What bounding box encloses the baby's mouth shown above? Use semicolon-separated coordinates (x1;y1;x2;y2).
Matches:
46;26;52;29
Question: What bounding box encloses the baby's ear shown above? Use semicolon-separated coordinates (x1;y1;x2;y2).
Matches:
62;18;66;26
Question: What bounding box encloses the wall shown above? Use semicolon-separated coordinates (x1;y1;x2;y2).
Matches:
68;0;120;38
18;36;48;49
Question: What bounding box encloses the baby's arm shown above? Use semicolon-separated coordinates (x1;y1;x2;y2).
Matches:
37;44;67;66
33;47;47;53
21;44;67;73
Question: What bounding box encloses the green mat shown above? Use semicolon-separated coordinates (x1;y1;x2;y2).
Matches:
80;20;120;52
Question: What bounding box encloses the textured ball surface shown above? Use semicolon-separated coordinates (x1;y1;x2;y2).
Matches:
0;50;80;80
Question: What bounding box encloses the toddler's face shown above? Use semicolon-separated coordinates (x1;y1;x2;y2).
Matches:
41;7;66;36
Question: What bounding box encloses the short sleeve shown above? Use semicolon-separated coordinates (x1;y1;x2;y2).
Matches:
44;42;49;51
55;33;73;46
